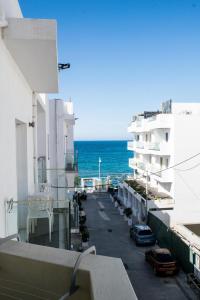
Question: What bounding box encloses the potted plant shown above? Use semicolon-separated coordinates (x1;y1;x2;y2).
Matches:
79;224;87;233
79;213;86;225
127;217;133;226
124;207;132;221
82;228;90;248
124;210;128;221
125;207;132;217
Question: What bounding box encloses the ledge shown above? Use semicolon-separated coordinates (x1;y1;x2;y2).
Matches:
0;240;137;300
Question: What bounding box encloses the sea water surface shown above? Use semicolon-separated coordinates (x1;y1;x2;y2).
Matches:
75;140;133;178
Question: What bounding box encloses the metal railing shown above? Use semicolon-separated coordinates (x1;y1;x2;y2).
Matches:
59;246;96;300
135;141;144;149
148;142;160;151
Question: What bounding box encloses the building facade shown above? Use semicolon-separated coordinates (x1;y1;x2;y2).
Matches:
0;0;58;238
49;99;77;201
127;100;200;225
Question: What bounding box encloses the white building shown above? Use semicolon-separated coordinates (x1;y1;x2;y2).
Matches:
0;0;58;238
49;99;77;200
0;2;137;298
126;100;200;226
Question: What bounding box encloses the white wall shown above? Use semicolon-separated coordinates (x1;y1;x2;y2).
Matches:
173;115;200;223
49;99;77;198
0;0;22;18
0;30;34;236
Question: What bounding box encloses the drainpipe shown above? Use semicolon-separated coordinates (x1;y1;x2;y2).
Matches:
32;92;38;191
55;100;58;201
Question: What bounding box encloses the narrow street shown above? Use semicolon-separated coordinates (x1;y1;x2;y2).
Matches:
83;192;196;300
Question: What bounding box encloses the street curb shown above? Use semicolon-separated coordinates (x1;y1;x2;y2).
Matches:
175;274;197;300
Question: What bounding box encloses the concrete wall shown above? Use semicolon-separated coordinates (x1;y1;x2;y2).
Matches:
173;114;200;223
0;0;51;237
0;29;35;236
0;0;22;18
148;212;193;273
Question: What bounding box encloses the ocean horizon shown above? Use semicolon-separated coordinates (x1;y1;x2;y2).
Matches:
75;140;133;178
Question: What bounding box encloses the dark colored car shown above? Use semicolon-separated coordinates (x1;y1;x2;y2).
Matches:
130;224;156;246
145;248;179;275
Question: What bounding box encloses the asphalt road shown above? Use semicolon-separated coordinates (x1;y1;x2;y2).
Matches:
83;192;196;300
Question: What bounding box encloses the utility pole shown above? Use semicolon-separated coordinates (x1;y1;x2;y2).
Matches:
145;170;148;197
98;157;102;179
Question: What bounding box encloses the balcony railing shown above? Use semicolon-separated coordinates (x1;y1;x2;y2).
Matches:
135;141;144;149
0;239;137;300
127;141;134;150
148;142;160;151
137;161;146;170
65;151;78;172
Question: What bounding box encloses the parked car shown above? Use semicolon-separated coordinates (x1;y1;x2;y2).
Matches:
130;224;156;246
145;248;179;275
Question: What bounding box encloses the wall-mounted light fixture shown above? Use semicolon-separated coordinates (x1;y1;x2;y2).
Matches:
29;121;35;127
58;63;70;71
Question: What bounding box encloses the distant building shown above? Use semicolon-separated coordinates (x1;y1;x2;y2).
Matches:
126;100;200;225
118;100;200;275
49;99;78;201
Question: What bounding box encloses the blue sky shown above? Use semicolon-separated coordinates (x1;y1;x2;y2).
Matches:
19;0;200;140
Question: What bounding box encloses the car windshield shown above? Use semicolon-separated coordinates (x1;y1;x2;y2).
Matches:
156;253;174;262
138;230;152;236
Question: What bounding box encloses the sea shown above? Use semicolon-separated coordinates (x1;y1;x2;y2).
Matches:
74;140;133;178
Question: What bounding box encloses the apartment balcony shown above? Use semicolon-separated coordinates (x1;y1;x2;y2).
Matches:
0;239;137;300
125;179;174;210
129;158;135;169
127;141;134;150
133;141;171;156
147;114;172;131
147;142;170;155
134;141;144;149
128;121;144;133
3;18;58;93
128;114;172;134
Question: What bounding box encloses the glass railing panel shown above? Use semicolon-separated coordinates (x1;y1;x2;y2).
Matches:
64;151;78;172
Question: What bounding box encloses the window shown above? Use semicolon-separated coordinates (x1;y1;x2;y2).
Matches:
145;134;148;142
160;157;163;168
165;132;169;142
